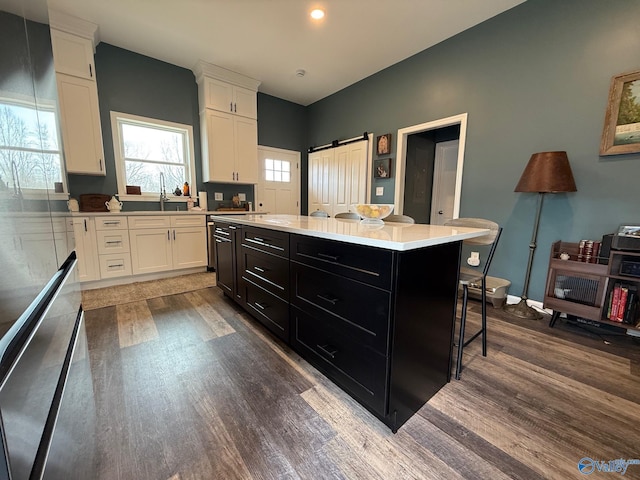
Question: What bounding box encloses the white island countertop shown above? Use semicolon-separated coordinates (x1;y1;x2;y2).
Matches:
209;214;489;251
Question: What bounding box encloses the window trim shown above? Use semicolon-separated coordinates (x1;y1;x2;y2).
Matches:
110;111;196;202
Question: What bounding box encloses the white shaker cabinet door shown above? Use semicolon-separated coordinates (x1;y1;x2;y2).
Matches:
172;227;207;269
129;228;173;275
57;73;105;175
50;29;95;80
234;116;258;184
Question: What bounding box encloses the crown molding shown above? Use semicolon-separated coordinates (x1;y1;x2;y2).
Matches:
48;9;99;47
193;60;261;91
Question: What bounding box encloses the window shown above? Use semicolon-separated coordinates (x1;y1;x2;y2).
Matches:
111;112;196;200
0;100;65;195
265;158;291;182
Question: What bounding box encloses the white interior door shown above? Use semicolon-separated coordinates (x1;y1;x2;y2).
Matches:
430;140;459;225
256;146;300;214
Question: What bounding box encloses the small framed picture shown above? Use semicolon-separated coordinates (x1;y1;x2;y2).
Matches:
374;158;391;178
376;134;391;155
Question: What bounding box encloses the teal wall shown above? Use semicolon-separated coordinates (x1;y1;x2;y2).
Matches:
68;45;306;212
306;0;640;302
61;0;640;301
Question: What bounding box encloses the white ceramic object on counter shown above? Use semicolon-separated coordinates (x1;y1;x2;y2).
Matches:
106;196;123;212
67;198;79;212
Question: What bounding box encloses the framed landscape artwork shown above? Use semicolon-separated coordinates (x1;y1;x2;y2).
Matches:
600;69;640;156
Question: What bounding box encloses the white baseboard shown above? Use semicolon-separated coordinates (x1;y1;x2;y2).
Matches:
80;267;208;291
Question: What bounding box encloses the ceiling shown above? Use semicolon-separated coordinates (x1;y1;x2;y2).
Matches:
6;0;525;106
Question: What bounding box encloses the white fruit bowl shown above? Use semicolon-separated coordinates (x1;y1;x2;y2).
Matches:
352;204;394;224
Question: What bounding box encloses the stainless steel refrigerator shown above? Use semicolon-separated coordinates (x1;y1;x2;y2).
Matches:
0;3;95;479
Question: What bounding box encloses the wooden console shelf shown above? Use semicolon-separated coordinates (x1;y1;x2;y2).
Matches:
544;240;640;331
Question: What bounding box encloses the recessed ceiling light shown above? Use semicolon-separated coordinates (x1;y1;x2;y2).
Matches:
310;9;325;20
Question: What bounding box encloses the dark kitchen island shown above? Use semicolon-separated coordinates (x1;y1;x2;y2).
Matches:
210;214;488;431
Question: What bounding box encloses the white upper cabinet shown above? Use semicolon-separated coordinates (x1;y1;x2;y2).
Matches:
194;60;261;184
203;77;257;119
50;29;95;80
49;10;105;176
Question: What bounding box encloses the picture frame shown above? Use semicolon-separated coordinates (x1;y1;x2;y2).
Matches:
376;133;391;155
374;158;391;178
600;69;640;156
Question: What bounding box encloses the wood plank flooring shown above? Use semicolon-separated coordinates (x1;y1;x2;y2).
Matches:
80;286;640;480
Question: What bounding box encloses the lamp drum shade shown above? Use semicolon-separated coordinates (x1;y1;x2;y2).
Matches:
514;151;577;193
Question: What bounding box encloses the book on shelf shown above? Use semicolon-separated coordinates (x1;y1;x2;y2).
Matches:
576;239;601;263
606;282;639;325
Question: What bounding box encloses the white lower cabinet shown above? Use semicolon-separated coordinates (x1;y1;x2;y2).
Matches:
71;217;100;282
129;215;207;275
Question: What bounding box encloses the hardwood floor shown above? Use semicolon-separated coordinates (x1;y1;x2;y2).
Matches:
81;286;640;480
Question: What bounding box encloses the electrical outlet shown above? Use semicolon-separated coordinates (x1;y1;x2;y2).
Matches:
238;193;246;201
214;192;223;201
375;187;384;196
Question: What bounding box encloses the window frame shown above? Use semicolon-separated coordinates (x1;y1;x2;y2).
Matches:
0;96;69;200
110;111;196;202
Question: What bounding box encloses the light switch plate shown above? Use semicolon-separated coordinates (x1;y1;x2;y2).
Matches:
238;193;246;201
214;192;223;201
375;187;384;196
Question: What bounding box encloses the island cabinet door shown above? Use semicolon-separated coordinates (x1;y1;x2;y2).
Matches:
290;305;389;417
214;233;234;296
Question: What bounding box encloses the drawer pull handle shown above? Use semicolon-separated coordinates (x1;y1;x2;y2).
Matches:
215;229;230;236
254;237;266;242
105;240;122;245
317;293;339;305
317;344;338;359
254;266;266;272
108;264;124;268
104;221;120;225
229;226;237;230
254;302;267;310
318;253;339;262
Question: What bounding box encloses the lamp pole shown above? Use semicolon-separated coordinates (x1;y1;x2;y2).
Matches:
504;192;545;319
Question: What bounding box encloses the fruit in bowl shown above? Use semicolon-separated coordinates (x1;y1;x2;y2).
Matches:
352;204;394;223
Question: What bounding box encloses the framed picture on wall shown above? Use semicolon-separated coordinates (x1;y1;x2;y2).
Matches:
374;158;391;178
600;69;640;156
376;134;391;155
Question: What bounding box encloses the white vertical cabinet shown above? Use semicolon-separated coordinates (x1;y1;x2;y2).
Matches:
194;61;260;184
50;16;105;176
129;228;174;275
308;140;368;216
56;73;105;175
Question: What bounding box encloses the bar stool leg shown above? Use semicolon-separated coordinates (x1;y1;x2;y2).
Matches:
455;284;469;380
481;276;487;357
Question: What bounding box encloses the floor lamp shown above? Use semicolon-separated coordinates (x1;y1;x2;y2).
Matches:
504;151;577;320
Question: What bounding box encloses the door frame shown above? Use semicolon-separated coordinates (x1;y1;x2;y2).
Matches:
256;145;301;214
393;113;467;218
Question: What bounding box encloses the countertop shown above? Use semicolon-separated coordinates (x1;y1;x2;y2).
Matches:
67;210;257;216
209;214;488;251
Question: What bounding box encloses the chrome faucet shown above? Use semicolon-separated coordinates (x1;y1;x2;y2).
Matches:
159;171;169;211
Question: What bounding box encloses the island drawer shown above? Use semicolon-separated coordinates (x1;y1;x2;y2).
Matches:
241;226;289;258
290;263;391;354
290;234;393;289
291;305;388;416
240;245;289;301
242;280;289;343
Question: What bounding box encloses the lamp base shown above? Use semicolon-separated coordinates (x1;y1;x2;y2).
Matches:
503;298;542;320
